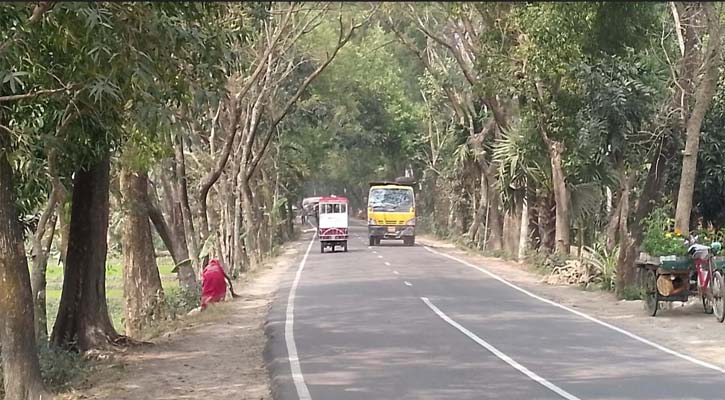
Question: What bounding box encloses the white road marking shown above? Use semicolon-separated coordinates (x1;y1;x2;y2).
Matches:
377;255;383;259
384;261;391;266
421;297;580;400
373;250;378;254
393;270;400;275
404;281;412;287
423;246;725;374
285;234;317;400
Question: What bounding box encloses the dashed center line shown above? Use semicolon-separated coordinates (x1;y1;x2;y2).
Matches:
403;281;412;287
393;270;400;275
384;261;391;266
377;255;383;259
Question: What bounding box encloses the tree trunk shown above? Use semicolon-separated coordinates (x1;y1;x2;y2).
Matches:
173;133;201;278
240;174;259;267
674;2;721;233
486;186;504;251
549;141;570;254
538;193;556;252
58;199;71;265
605;187;623;251
154;172;196;289
0;146;48;399
51;156;121;350
121;167;165;337
518;190;529;261
30;200;57;340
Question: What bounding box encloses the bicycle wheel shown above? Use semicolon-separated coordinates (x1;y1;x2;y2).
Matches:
714;270;725;322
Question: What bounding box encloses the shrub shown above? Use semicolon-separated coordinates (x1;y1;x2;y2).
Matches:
581;243;619;292
0;342;90;398
641;205;688;256
164;286;201;320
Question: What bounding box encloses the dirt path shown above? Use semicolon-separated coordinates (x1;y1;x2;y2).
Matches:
418;235;725;369
62;239;305;400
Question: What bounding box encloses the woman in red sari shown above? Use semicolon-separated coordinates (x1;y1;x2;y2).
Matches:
201;259;238;310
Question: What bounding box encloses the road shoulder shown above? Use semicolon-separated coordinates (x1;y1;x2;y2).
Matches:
59;237;307;400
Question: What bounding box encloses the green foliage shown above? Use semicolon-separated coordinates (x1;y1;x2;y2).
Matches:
0;343;90;397
164;286;201;319
581;243;618;292
641;205;688;256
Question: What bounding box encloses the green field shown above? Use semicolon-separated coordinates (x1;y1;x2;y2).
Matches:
44;257;180;335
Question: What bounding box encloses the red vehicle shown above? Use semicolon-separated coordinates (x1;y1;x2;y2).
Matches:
318;196;349;253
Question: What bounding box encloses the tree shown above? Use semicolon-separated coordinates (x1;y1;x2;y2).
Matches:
51;155;122;350
673;2;722;233
0;135;48;399
120;147;165;336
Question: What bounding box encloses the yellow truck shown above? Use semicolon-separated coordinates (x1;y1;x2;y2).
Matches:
367;182;416;246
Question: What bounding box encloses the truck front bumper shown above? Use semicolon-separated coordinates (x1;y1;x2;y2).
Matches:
368;225;415;239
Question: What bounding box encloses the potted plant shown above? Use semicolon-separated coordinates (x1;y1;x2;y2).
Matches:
641;207;690;269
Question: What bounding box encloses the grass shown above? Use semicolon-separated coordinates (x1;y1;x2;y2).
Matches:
44;256;180;335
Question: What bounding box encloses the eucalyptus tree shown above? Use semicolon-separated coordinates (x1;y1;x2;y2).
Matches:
0;2;67;397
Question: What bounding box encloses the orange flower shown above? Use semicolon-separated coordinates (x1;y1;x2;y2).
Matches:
674;229;682;236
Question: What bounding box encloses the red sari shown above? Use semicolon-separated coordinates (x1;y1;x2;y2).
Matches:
201;259;227;309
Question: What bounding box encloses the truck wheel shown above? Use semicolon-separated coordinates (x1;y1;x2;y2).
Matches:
343;242;348;252
369;237;375;246
320;242;325;253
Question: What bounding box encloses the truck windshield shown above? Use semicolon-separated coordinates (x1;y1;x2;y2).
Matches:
368;188;414;212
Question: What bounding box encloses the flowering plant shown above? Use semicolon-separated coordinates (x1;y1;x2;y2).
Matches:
641;207;688;256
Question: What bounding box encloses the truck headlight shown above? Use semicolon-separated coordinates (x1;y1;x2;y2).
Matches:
406;218;416;226
368;218;376;225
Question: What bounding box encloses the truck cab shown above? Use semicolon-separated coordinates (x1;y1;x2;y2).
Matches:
367;183;416;246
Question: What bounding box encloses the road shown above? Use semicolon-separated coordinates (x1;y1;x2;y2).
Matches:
265;224;725;400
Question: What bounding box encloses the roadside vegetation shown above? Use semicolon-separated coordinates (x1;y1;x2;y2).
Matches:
3;2;725;399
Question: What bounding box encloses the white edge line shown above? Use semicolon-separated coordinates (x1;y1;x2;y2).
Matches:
285;233;317;400
423;246;725;374
421;297;580;400
404;281;412;287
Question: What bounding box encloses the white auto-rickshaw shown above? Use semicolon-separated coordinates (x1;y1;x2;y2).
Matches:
318;196;349;253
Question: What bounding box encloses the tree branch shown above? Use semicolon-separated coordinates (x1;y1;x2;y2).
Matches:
0;85;72;103
0;1;53;57
245;11;375;180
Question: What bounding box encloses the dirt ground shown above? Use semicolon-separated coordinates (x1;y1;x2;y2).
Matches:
418;235;725;369
60;239;306;400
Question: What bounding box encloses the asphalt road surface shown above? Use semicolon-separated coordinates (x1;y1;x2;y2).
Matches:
265;224;725;400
